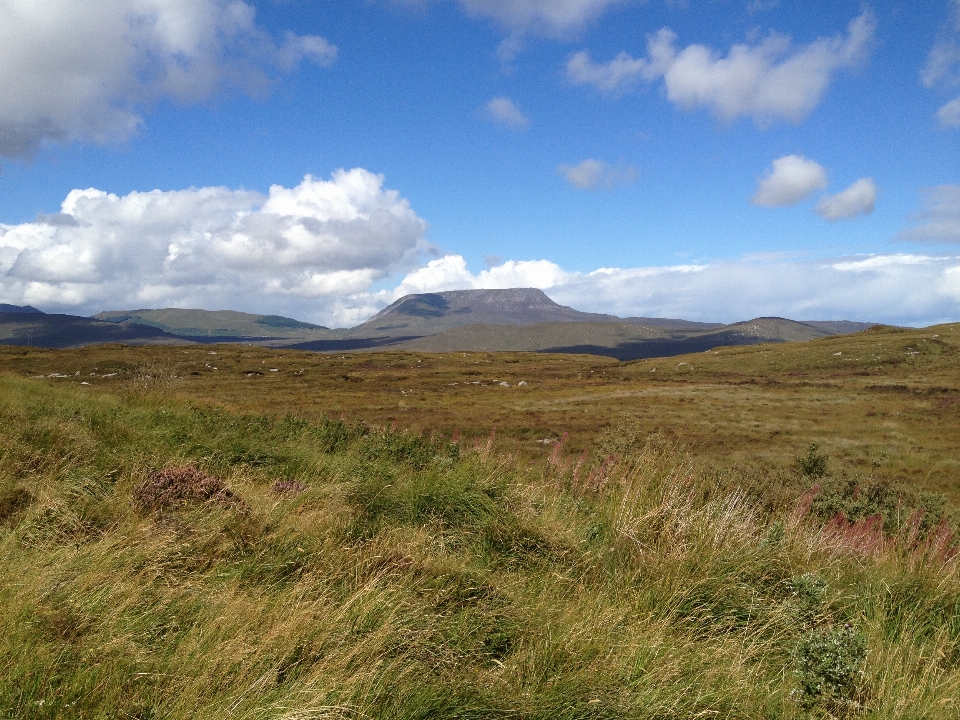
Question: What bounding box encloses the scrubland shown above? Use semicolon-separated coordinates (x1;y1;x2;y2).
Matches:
2;323;960;718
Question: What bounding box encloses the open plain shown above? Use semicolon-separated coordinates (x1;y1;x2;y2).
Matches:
2;323;960;718
3;321;957;502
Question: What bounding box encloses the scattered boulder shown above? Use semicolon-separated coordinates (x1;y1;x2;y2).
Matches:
132;466;240;513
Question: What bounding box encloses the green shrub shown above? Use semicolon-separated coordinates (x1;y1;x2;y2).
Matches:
792;623;867;711
796;442;828;479
787;572;827;627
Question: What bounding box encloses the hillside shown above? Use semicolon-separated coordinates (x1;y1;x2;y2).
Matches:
0;304;43;314
12;289;879;355
94;308;331;342
387;316;836;359
0;311;183;348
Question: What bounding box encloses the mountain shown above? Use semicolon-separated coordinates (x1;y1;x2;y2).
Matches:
350;288;618;337
387;317;838;360
801;320;877;335
9;289;880;356
0;304;44;314
93;308;331;343
0;312;182;348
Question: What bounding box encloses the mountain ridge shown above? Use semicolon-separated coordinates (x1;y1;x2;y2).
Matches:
2;289;880;356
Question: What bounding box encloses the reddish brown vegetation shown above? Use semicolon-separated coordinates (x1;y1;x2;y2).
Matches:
132;466;241;513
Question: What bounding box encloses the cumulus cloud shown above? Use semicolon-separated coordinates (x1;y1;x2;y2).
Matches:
371;252;960;327
0;169;429;319
457;0;626;36
0;0;336;158
752;155;827;207
568;12;874;125
483;97;530;128
557;159;637;189
898;185;960;243
815;178;877;221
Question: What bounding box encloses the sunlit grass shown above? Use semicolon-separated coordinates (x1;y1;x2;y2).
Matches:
2;373;959;718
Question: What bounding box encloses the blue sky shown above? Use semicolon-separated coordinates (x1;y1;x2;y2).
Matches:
1;0;959;326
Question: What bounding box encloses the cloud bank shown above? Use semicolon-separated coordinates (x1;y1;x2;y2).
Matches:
0;0;336;158
366;253;960;328
568;11;874;125
0;170;429;319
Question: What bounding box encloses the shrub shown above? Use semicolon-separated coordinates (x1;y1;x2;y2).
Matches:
792;623;867;711
132;466;240;513
796;443;828;479
787;572;827;627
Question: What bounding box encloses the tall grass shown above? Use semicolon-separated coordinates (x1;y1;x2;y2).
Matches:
1;375;959;718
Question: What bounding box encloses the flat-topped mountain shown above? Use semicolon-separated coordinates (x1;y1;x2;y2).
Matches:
354;288;617;335
347;288;719;338
1;288;880;356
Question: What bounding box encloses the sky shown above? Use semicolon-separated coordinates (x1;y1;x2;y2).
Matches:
0;0;959;327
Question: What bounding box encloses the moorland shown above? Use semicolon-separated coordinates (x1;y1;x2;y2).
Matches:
1;320;959;718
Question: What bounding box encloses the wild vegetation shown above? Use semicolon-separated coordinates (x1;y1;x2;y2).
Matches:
2;328;960;717
1;321;957;502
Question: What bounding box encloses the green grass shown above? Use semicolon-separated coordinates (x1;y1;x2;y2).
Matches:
2;373;960;718
2;321;958;503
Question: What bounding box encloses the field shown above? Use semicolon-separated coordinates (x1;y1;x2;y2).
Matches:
2;322;960;718
2;321;957;503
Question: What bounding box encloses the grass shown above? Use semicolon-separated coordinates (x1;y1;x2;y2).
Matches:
2;364;960;718
1;320;957;501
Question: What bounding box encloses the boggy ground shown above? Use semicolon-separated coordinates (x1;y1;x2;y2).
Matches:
1;322;957;503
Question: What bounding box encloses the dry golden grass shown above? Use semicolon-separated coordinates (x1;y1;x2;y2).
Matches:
2;321;957;502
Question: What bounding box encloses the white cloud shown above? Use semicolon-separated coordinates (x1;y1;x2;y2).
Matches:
815;178;877;221
457;0;626;36
936;97;960;127
483;97;530;128
898;185;960;243
752;155;827;207
0;169;429;319
557;159;637;189
567;50;655;94
347;252;960;327
568;12;874;125
0;0;336;158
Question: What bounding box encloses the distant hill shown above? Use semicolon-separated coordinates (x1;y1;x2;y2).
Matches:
386;316;838;360
6;289;881;357
93;308;331;343
0;312;182;348
0;304;43;314
801;320;876;335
